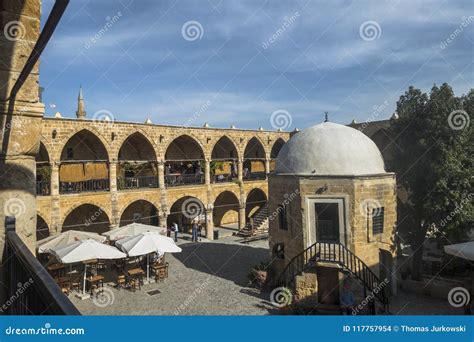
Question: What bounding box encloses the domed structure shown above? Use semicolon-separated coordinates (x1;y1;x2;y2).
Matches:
275;122;385;176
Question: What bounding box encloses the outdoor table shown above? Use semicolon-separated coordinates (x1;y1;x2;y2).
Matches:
152;262;168;282
86;275;104;296
47;263;66;277
127;268;145;290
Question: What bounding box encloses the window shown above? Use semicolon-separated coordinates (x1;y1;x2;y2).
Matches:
278;204;288;230
66;147;74;159
372;207;384;235
273;243;285;259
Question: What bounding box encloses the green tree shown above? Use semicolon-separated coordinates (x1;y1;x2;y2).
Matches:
389;84;473;280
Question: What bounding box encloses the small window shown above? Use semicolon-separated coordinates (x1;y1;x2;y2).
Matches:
273;243;285;259
372;207;384;235
278;204;288;230
66;147;74;159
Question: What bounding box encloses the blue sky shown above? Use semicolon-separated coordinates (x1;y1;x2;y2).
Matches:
40;0;473;130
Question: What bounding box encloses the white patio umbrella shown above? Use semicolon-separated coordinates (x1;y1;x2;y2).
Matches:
50;239;126;297
115;232;181;282
444;241;474;261
37;230;106;253
102;222;167;241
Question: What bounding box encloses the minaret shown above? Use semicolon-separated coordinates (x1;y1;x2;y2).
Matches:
76;86;86;119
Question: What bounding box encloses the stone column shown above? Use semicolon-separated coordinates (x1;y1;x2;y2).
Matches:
238;204;246;230
158;160;167;227
204;159;211;185
205;207;214;240
50;162;61;235
158;160;165;189
265;158;271;177
237;158;243;182
109;160;119;229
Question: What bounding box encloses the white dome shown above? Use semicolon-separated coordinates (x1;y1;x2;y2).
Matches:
275;122;386;176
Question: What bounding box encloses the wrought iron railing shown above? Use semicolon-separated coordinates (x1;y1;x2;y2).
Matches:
60;178;110;194
3;222;80;315
213;174;236;183
118;176;159;190
36;180;51;196
165;174;204;187
243;171;266;180
277;242;388;311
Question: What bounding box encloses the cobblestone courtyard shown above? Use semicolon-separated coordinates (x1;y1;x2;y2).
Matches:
70;235;460;316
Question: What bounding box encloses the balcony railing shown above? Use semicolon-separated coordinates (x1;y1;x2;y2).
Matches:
118;176;159;190
243;172;266;180
60;178;110;194
36;180;51;196
213;174;236;183
165;174;204;187
3;220;80;315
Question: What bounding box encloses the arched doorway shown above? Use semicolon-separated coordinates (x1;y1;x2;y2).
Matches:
60;130;109;194
243;137;266;180
36;215;50;241
270;138;285;172
165;135;204;187
211;136;238;183
36;142;51;196
246;188;268;228
62;204;110;234
120;200;159;226
213;191;240;228
167;196;205;234
118;132;158;190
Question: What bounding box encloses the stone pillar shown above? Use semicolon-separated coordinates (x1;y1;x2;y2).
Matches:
158;160;165;189
0;0;44;303
238;204;246;230
158;160;167;228
109;160;119;229
265;158;271;177
50;162;61;234
237;158;243;182
204;159;211;185
205;207;214;240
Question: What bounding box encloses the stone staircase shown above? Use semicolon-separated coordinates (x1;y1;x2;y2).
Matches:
237;205;269;242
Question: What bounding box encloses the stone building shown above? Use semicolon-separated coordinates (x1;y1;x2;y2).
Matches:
34;90;290;241
268;122;397;309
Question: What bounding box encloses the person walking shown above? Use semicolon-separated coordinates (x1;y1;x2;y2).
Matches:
173;221;179;242
192;221;199;242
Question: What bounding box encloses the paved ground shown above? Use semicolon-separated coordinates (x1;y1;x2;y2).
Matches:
70;235;461;316
71;235;276;315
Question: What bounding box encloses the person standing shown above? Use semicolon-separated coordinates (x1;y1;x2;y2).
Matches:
173;221;179;242
192;221;198;242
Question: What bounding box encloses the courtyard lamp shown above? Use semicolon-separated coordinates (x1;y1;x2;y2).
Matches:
115;232;181;283
50;239;126;299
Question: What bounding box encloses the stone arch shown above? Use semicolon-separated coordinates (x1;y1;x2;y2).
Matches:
116;130;158;161
270;138;286;159
211;135;239;160
245;188;267;218
243;137;266;179
243;136;266;159
60;129;109;162
36;142;51;195
165;134;205;161
56;127;111;162
119;199;160;227
213;191;240;227
62;203;111;234
167;196;206;233
36;214;50;241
